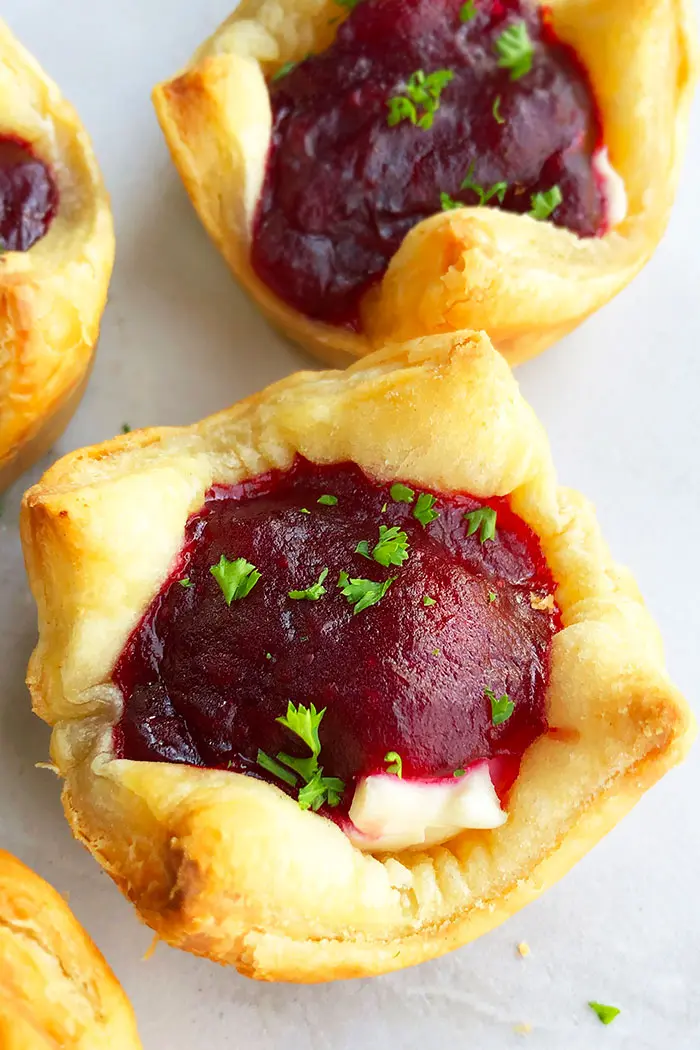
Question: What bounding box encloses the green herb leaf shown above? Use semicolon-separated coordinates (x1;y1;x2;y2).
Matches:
487;591;497;603
121;423;131;434
413;493;439;527
337;571;396;614
210;556;261;604
265;652;273;660
288;567;329;601
440;190;462;211
453;768;466;777
372;525;410;567
276;701;325;757
381;502;388;512
432;648;441;657
486;687;515;726
387;68;454;130
384;751;403;777
300;507;311;514
317;494;338;506
588;1003;620;1026
465;506;497;543
298;767;345;810
423;595;437;607
459;0;477;21
387;95;418;126
272;60;297;82
390;483;415;503
178;577;192;588
492;94;505;124
529;185;563;221
494;21;534;80
257;749;298;787
461;162;508;206
276;752;319;783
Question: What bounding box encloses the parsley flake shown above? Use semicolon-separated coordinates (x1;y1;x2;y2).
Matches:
390;483;415;503
459;0;477;21
210;556;261;604
384;751;403;777
588;1003;620;1026
387;69;454;130
272;703;345;810
257;749;298;787
272;60;297;82
423;595;437;607
334;0;362;8
317;494;338;506
381;502;388;513
288;567;329;601
486;687;515;726
529;185;563;221
178;577;192;588
265;652;273;660
461;162;508;206
356;525;410;568
440;191;462;211
276;701;324;757
300;507;311;514
494;21;534;80
298;767;345;811
121;423;131;433
275;751;318;783
487;591;497;603
432;648;441;657
413;493;439;527
454;768;466;777
337;571;396;614
492;94;505;124
465;506;497;543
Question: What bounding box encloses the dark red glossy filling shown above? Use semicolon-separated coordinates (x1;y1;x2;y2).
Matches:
251;0;606;329
0;136;58;251
114;458;559;810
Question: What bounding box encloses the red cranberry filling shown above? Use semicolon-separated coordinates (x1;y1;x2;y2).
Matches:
0;136;58;251
251;0;606;329
114;458;559;812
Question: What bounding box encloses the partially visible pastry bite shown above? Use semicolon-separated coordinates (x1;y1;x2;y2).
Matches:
21;330;694;982
0;20;114;491
0;850;142;1048
153;0;697;367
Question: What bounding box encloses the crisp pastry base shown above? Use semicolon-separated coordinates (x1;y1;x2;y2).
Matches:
0;850;142;1048
0;20;114;491
21;330;694;981
153;0;697;368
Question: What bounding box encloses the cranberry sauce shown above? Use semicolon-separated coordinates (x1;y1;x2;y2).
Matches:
250;0;605;328
0;136;58;251
114;458;559;808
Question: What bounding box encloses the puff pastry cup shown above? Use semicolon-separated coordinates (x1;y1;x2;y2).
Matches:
0;20;114;491
0;850;142;1049
21;330;694;982
153;0;697;369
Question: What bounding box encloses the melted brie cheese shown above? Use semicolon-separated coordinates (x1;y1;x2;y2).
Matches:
593;147;628;229
347;763;507;852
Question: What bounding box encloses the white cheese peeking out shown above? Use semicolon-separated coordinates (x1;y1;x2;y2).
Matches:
593;147;628;229
347;762;507;852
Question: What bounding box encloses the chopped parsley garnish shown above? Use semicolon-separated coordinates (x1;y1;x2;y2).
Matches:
275;751;318;783
178;577;192;588
486;687;515;725
529;185;563;221
265;652;273;660
465;506;497;543
440;191;462;211
210;556;261;604
276;701;323;757
337;570;396;614
381;502;388;513
423;595;437;607
288;567;329;601
298;768;345;811
432;648;441;657
387;69;454;130
413;493;439;527
257;749;298;787
461;162;508;206
300;507;311;514
492;94;505;124
384;751;403;777
459;0;477;21
453;768;466;777
487;591;497;603
334;0;362;8
317;494;338;506
494;21;534;80
588;1003;620;1026
356;525;409;568
272;60;297;82
390;482;415;503
121;423;131;433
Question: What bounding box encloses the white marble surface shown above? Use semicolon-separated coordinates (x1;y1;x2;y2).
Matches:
1;2;699;1047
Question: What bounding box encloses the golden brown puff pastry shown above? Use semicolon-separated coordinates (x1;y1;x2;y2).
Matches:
0;850;142;1049
20;330;694;982
0;20;114;491
152;0;697;369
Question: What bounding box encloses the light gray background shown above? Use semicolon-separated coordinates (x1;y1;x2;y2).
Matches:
1;2;698;1047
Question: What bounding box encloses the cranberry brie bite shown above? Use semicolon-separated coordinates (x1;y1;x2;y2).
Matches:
0;21;114;490
22;331;693;981
153;0;696;367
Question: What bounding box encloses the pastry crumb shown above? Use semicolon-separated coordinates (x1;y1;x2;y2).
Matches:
530;592;555;611
143;934;160;961
514;1023;532;1036
517;940;531;957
